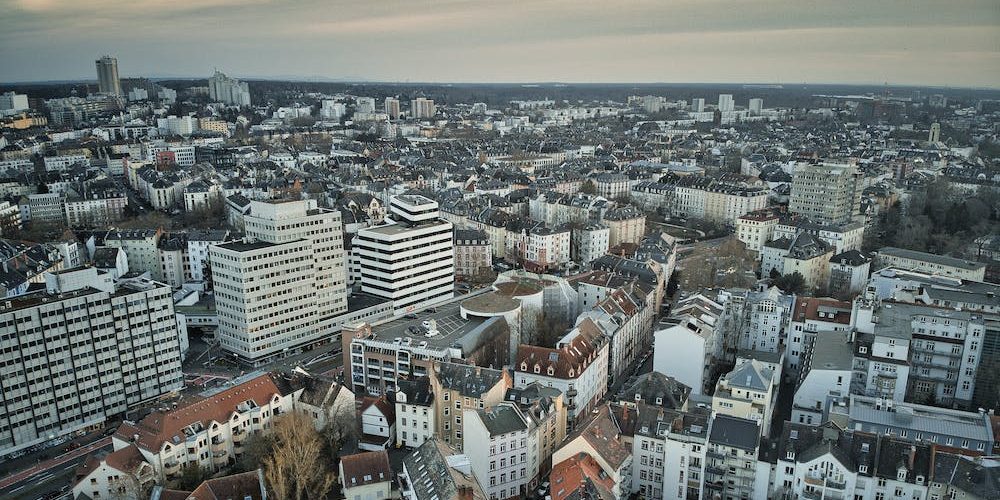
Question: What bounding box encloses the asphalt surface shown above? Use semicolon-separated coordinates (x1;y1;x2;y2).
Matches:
0;437;112;500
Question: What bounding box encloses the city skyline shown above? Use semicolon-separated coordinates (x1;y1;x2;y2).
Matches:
1;0;998;88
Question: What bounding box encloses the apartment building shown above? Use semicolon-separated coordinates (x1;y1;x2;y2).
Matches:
454;229;492;280
703;415;767;500
105;229;163;281
551;404;633;500
514;319;609;428
734;286;793;354
875;246;987;281
653;292;729;395
430;363;510;452
396;377;436;449
354;194;455;315
571;223;609;265
788;161;864;225
113;372;298;481
0;270;183;457
736;210;780;254
603;205;646;248
629;404;710;500
399;438;488;500
463;403;538;500
712;360;778;437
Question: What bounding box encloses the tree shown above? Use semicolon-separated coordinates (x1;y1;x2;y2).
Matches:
263;412;336;500
320;407;359;463
579;180;597;195
235;432;276;473
175;463;209;491
773;272;807;294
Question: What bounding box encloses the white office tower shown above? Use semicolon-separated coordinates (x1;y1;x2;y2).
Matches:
384;97;401;119
691;98;706;113
95;55;121;96
0;268;183;456
0;91;29;116
356;97;376;114
210;199;348;365
208;70;251;106
411;97;436;119
718;94;734;112
354;194;454;315
749;98;763;114
321;100;346;120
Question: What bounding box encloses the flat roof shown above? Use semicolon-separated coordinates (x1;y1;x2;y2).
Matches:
461;291;520;314
879;247;985;271
361;218;450;236
215;240;281;252
370;300;487;350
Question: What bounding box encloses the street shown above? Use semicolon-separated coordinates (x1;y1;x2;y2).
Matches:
0;437;112;499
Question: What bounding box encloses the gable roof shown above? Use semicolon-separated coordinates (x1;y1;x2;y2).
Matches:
341;450;392;489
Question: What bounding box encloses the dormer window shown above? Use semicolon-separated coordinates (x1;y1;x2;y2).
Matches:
534;365;541;374
897;467;907;481
786;451;794;460
547;366;555;376
635;394;641;401
568;369;574;377
521;362;527;371
655;397;663;405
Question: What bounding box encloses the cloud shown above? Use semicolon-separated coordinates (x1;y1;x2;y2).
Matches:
0;0;997;86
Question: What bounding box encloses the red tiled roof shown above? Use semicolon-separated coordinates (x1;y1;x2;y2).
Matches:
116;373;288;452
550;452;615;500
340;450;392;489
793;297;852;324
516;318;605;379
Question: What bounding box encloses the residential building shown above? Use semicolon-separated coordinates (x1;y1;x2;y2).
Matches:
72;445;156;500
603;205;646;248
208;70;251;106
515;318;610;427
106;229;163;280
399;439;488;500
396;377;436;449
762;232;835;291
792;329;857;425
843;394;995;454
112;372;305;481
629;404;710;500
875;246;987;281
550;451;616;500
463;403;537;500
0;272;183;457
571;223;609;265
504;383;567;476
96;55;122;95
354;194;455;315
712;359;779;437
454;229;492;280
703;415;766;500
785;297;853;375
653;292;729;395
340;450;392;500
828;249;872;298
735;286;793;354
360;396;396;451
430;362;511;451
412;98;436;119
187;229;229;282
788;161;864;225
551;404;633;500
736;210;780;254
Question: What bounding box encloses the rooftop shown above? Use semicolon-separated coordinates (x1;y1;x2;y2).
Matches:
879;247;985;272
369;300;490;351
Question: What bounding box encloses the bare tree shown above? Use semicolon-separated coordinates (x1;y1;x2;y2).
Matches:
263;412;336;500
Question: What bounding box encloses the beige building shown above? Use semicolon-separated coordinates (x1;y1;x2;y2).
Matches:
429;362;511;451
788;161;864;225
603;205;646;248
875;246;986;281
712;359;778;437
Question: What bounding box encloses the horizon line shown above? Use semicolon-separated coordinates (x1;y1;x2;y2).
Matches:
2;77;999;92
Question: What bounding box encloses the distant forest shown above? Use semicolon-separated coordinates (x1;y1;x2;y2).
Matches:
3;79;1000;108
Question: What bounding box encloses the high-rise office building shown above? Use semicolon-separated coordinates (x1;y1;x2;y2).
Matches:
95;55;122;96
210;199;348;365
0;91;29;116
354;194;454;315
411;97;436;119
0;268;183;456
749;98;763;114
384;97;400;119
718;94;734;112
691;98;706;113
356;97;376;114
208;70;251;106
788;162;864;225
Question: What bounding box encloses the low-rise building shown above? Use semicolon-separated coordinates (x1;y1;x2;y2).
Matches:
396;377;436;449
340;450;393;500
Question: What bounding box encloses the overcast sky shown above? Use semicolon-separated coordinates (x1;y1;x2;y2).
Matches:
2;0;998;87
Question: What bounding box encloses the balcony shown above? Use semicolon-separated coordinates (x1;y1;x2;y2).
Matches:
212;450;228;465
163;460;181;475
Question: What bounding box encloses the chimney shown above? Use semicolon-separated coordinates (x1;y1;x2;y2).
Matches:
908;445;916;470
458;485;474;500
